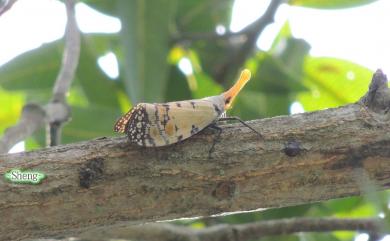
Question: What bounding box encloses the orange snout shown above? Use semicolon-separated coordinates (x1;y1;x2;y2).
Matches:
223;69;251;110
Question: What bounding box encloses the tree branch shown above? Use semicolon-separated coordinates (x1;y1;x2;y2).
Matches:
0;104;45;153
172;28;246;43
0;70;389;240
172;0;284;84
48;0;80;146
0;0;80;153
0;0;17;16
173;0;283;44
214;0;284;83
51;0;80;102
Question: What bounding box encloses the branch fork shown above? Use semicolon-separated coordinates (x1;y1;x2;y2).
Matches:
0;0;80;153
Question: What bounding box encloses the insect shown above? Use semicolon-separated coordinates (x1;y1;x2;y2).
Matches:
114;69;261;148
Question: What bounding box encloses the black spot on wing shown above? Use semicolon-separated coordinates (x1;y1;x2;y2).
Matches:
162;104;170;111
191;125;199;135
213;104;222;115
162;111;170;126
177;135;183;142
176;102;182;107
154;104;169;145
190;101;196;109
158;104;171;128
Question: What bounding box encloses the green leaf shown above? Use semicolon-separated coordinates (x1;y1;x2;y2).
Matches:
31;104;122;146
0;88;24;134
320;196;363;214
298;57;373;111
67;85;89;107
0;43;62;90
288;0;379;9
77;35;120;108
303;233;342;241
83;33;120;55
230;90;267;120
252;38;310;93
260;235;300;241
270;21;292;52
82;0;118;16
25;137;41;151
335;202;377;218
240;38;310;117
191;72;223;99
332;231;355;241
0;34;123;145
260;204;312;220
164;66;192;102
170;47;223;100
62;105;121;143
218;203;311;225
117;0;175;103
176;0;233;32
252;53;308;93
0;34;120;108
175;0;234;83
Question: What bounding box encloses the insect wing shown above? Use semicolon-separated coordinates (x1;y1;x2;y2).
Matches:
114;111;133;133
132;100;220;147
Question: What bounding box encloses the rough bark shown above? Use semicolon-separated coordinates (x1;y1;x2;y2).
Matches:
0;70;389;240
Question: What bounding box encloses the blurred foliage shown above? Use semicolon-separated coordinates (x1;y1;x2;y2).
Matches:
0;87;23;134
0;0;388;240
288;0;379;9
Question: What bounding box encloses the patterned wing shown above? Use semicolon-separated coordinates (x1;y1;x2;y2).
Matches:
119;99;223;147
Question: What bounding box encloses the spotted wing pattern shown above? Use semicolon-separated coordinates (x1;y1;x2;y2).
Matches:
114;107;137;133
115;99;224;147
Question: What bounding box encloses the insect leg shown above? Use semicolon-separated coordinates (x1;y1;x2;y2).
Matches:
218;116;262;138
207;124;223;158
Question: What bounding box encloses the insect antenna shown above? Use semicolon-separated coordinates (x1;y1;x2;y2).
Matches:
208;116;261;158
218;116;262;138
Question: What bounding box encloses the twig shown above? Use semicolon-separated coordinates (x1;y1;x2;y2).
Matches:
368;232;384;241
173;0;284;84
0;0;17;16
47;0;80;146
359;69;390;113
51;0;80;102
0;0;80;153
223;218;384;240
173;0;283;44
172;29;246;43
35;217;385;241
0;104;45;153
214;0;285;83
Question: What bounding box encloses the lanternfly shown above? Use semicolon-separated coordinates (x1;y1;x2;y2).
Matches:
114;69;261;147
